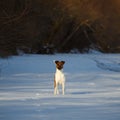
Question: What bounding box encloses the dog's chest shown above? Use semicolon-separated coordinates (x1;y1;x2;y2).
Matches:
55;70;65;83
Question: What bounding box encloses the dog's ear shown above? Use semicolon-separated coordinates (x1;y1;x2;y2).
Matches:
55;60;59;64
61;61;65;65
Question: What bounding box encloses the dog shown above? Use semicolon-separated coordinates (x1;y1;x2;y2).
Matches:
54;60;65;95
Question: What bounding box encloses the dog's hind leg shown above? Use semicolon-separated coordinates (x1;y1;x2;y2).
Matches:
54;79;57;95
54;87;57;95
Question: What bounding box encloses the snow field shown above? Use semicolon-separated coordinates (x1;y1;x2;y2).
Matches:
0;54;120;120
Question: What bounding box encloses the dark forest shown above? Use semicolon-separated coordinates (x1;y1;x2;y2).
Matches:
0;0;120;57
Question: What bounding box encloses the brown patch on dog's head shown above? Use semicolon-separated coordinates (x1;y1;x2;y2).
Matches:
55;61;65;70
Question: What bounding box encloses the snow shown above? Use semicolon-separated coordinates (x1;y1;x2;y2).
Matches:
0;53;120;120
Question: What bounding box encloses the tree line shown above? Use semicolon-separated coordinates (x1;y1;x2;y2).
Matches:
0;0;120;57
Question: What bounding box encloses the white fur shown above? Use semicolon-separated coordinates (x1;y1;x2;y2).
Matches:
54;68;65;95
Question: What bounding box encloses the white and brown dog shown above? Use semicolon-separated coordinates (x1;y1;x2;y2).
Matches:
54;60;65;95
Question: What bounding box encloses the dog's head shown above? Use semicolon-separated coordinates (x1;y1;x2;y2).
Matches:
55;60;65;70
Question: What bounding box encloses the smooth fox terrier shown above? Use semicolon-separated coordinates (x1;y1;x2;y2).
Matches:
54;60;65;95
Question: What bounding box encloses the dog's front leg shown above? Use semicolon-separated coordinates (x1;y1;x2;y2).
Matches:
56;85;59;95
54;80;59;95
54;84;59;95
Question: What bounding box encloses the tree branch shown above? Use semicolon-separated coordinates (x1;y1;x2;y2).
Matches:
3;0;31;25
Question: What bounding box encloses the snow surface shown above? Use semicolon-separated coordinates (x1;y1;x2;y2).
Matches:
0;53;120;120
